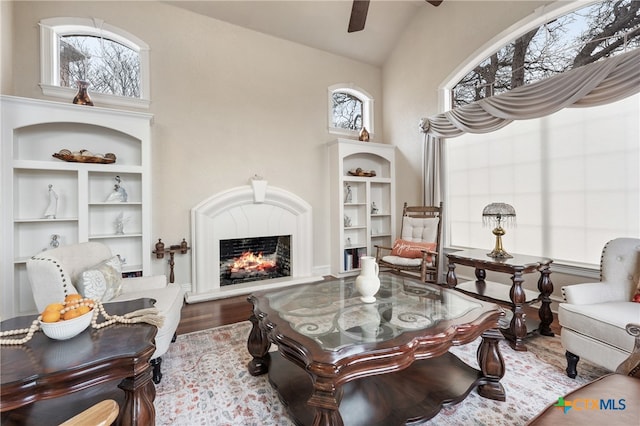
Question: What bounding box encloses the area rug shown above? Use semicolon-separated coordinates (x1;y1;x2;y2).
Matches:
154;322;609;426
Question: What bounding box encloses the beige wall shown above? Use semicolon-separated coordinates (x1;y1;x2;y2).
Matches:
8;1;383;281
0;0;13;94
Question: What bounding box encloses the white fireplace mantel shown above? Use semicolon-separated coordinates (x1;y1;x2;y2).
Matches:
187;183;321;303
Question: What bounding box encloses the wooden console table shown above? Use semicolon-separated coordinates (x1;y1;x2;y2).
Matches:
1;299;157;426
445;249;554;352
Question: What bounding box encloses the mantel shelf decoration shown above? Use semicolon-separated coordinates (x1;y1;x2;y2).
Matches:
53;149;116;164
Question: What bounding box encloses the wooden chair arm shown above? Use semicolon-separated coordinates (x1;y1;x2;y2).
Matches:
374;245;393;256
60;399;119;426
616;323;640;378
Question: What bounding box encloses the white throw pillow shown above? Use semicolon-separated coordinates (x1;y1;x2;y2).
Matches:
76;256;123;301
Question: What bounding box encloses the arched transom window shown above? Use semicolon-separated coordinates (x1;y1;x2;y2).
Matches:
328;84;375;137
39;17;150;109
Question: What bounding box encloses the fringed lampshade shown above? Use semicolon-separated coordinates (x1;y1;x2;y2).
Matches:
482;202;516;259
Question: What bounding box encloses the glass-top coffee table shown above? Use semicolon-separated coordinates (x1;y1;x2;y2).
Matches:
247;273;506;426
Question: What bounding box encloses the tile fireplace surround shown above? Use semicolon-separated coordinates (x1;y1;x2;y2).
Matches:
187;181;321;303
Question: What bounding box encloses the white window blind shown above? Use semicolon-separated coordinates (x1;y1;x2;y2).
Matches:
447;93;639;266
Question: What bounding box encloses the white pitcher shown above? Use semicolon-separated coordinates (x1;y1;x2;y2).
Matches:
355;256;380;303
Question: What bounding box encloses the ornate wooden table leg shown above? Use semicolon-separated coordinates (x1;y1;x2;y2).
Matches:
247;311;271;376
537;267;555;336
508;270;528;351
117;366;156;426
446;263;458;288
307;376;344;426
476;328;506;401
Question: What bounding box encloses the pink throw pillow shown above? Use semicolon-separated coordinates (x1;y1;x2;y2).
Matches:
390;239;436;259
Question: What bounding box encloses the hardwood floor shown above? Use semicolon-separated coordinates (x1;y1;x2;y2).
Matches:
176;294;253;335
176;290;561;336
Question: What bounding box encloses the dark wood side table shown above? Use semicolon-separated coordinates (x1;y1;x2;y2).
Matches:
445;249;554;352
247;273;506;426
1;298;157;426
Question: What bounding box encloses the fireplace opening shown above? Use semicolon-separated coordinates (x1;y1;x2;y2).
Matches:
219;235;291;286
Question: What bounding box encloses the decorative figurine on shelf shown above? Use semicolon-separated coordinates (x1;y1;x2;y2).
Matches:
371;202;379;214
344;215;352;227
105;175;128;202
114;212;129;235
346;237;352;246
359;127;370;142
50;234;60;249
344;183;353;203
44;184;58;219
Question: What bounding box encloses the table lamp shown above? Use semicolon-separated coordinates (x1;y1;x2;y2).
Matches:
482;202;516;259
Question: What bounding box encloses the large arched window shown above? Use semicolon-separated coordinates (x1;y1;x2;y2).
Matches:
441;0;639;269
328;84;374;138
450;0;639;108
39;17;150;109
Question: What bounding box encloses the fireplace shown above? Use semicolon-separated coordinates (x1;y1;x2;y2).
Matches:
187;181;321;303
220;235;291;285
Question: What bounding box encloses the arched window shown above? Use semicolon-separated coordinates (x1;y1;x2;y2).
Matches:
441;0;640;268
450;0;639;108
39;17;150;109
328;84;374;137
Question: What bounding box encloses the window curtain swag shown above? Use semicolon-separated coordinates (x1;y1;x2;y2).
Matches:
419;49;639;281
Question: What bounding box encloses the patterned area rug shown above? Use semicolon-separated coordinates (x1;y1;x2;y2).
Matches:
154;322;609;426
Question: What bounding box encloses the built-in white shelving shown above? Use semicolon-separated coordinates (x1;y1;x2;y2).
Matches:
1;95;153;318
328;139;396;276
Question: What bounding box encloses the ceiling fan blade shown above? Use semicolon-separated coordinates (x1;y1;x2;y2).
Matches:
427;0;444;6
348;0;370;33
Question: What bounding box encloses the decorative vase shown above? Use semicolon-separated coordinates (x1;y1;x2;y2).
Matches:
72;80;94;106
358;127;370;142
355;256;380;303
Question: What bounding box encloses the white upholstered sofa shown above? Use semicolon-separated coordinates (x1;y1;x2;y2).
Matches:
26;242;184;384
559;237;640;378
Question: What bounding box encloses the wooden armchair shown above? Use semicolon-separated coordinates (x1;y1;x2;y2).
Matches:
375;202;442;284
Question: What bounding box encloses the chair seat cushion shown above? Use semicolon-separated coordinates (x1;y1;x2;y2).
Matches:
382;255;424;267
559;301;640;352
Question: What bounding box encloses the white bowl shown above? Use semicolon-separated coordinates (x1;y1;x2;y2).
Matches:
39;309;93;340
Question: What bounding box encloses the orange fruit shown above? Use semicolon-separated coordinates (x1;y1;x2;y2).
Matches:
43;303;64;313
41;310;61;323
77;305;91;315
63;308;81;320
64;294;83;304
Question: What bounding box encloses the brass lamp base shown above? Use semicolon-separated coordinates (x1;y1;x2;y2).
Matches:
487;226;513;259
487;248;513;259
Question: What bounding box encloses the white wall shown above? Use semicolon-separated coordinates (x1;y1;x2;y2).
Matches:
7;1;383;282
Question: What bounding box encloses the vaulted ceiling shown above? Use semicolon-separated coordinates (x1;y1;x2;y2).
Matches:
165;0;435;66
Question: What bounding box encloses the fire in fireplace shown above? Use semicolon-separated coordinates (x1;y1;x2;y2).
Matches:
219;235;291;286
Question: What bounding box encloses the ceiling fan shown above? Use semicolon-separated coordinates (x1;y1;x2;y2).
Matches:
348;0;444;33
